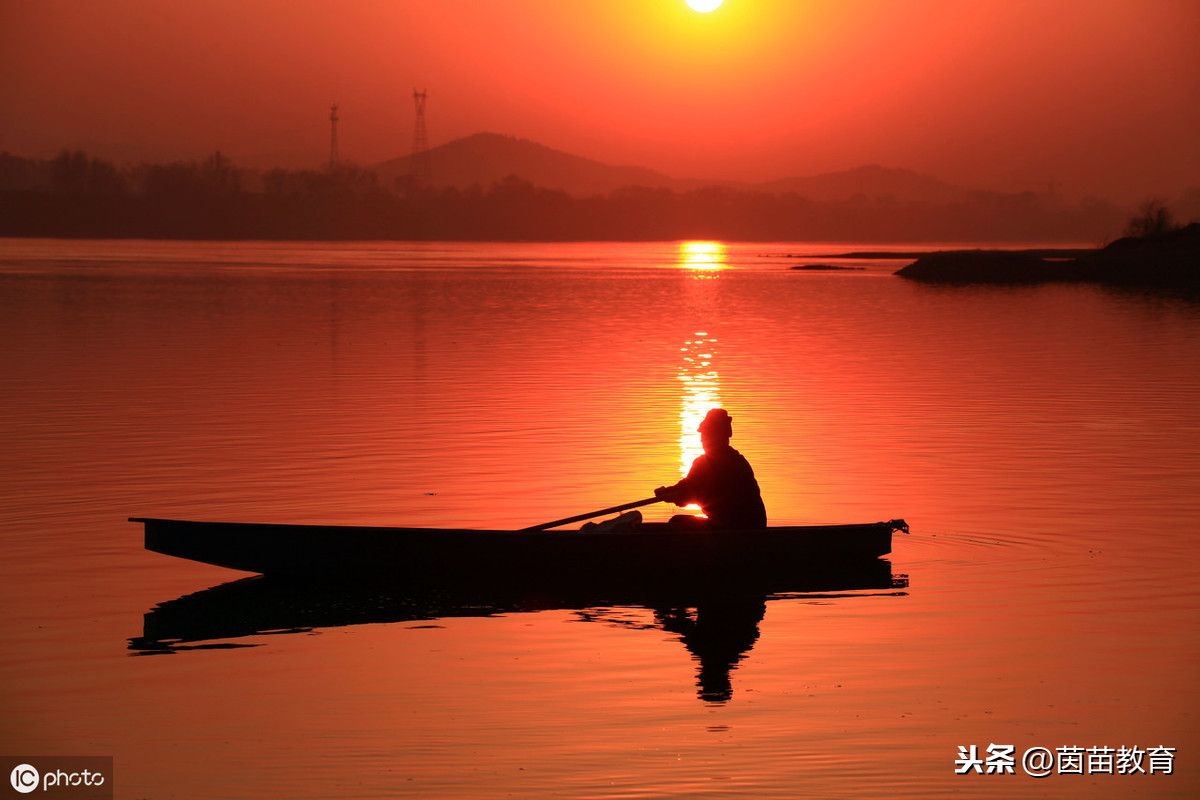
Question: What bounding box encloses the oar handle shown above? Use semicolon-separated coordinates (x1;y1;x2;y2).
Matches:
520;497;663;532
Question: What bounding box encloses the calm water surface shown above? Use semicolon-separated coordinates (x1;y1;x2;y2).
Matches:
1;239;1197;798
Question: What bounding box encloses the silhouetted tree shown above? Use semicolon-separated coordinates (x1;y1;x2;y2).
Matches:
0;152;50;191
1125;199;1178;237
199;150;240;194
50;150;126;195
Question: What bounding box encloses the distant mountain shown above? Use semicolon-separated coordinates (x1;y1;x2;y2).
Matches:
758;164;968;204
374;132;681;197
374;132;971;202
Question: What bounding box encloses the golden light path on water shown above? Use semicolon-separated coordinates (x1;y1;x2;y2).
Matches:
675;241;727;514
677;331;720;477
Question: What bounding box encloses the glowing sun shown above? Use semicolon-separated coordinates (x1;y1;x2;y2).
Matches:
685;0;723;13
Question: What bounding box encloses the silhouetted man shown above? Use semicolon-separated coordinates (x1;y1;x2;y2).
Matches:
654;408;767;529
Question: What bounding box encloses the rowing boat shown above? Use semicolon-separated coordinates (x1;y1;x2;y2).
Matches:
130;517;908;581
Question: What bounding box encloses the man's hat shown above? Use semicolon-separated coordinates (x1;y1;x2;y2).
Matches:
698;408;733;435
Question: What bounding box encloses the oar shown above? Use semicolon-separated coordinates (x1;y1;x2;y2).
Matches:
520;497;663;532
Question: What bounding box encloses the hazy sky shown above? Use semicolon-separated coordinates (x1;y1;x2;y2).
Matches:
2;0;1198;200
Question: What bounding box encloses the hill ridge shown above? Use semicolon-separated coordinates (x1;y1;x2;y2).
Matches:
374;132;970;201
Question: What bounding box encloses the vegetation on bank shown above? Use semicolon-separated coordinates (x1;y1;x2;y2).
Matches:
0;149;1146;243
895;204;1199;287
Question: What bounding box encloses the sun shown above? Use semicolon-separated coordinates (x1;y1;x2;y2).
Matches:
685;0;723;13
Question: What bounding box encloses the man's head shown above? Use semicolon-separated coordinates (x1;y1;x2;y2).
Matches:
698;408;733;454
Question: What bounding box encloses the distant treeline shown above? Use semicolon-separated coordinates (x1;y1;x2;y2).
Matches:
0;149;1168;242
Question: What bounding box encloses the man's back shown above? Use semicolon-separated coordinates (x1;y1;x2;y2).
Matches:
679;445;767;529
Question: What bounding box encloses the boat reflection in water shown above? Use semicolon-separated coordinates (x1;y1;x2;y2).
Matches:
131;562;907;702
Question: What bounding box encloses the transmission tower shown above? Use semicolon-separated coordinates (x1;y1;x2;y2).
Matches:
409;89;432;189
328;103;339;170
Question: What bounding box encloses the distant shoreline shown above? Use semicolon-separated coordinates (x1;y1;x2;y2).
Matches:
0;232;1103;245
890;224;1199;289
778;248;1096;260
0;150;1131;243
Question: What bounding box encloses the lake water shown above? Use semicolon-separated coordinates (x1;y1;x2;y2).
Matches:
1;239;1197;798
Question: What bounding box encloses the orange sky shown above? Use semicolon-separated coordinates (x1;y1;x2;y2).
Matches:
2;0;1197;200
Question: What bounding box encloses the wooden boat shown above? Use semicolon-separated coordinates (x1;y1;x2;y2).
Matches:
130;517;908;581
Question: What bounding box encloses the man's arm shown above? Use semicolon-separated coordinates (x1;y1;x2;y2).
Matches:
654;481;689;505
654;456;703;506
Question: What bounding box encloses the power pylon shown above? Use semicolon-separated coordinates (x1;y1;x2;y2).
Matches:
410;89;432;189
329;104;339;170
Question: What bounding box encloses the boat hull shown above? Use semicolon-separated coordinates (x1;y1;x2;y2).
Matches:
131;517;902;581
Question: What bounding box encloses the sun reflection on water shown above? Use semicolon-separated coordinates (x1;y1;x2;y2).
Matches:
678;331;721;478
678;240;727;273
675;241;728;508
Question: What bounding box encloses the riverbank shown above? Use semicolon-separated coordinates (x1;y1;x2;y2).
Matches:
891;224;1199;287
